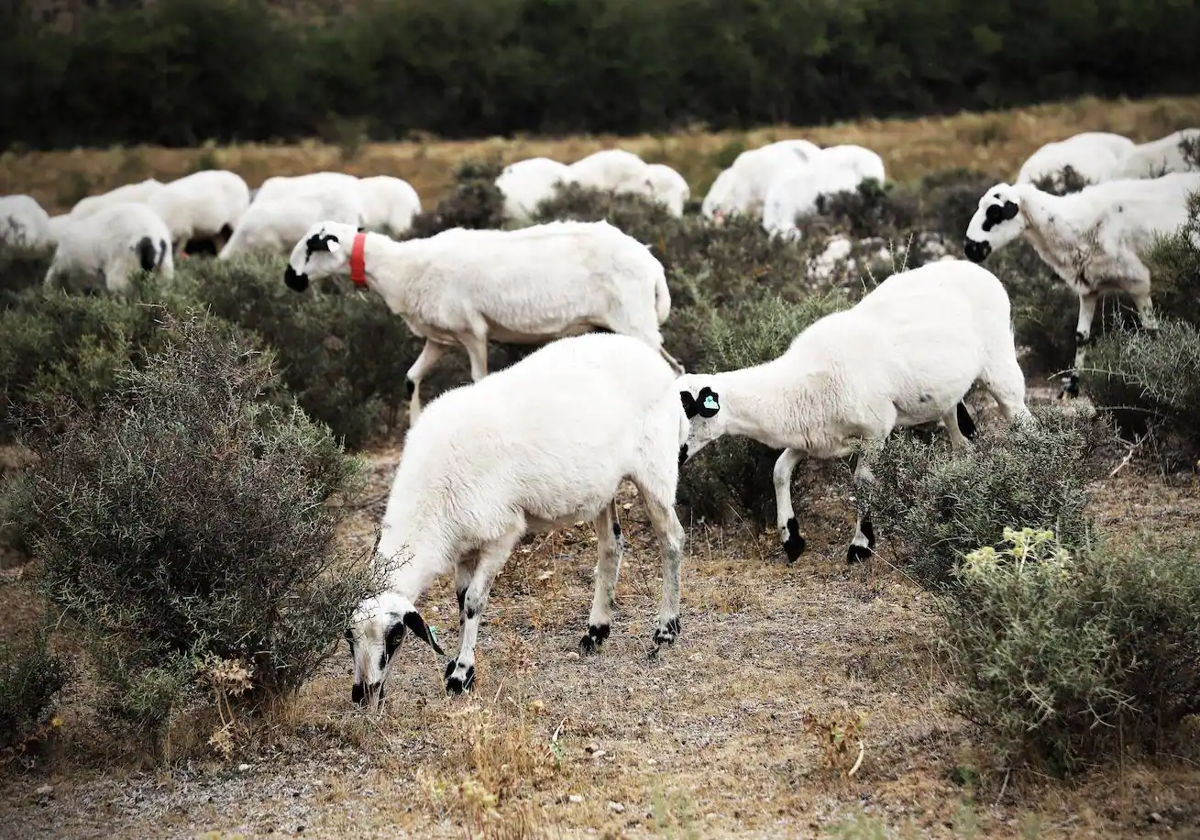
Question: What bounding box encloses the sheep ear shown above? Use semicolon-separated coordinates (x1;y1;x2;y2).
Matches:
696;386;721;418
404;610;444;655
1001;200;1019;220
326;239;341;253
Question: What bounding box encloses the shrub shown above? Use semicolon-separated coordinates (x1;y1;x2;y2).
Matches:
0;631;70;757
12;312;383;740
405;158;506;239
862;406;1110;589
0;242;53;307
1084;321;1200;470
941;527;1200;774
801;178;920;242
531;183;681;243
674;290;854;523
1031;164;1091;196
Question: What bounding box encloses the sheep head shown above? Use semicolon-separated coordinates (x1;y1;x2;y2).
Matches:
964;183;1025;262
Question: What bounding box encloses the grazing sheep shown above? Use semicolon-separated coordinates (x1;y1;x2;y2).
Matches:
357;175;422;234
146;169;251;257
701;142;813;222
218;187;364;259
283;219;684;421
344;332;689;704
495;157;571;221
253;171;360;205
963;173;1200;396
44;202;174;294
566;149;650;193
47;214;73;245
644;163;690;217
677;259;1032;564
1114;129;1200;179
1016;131;1136;190
69;178;165;222
0;195;54;247
761;145;886;239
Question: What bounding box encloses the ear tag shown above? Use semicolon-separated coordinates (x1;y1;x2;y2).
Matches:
702;394;719;411
327;240;341;253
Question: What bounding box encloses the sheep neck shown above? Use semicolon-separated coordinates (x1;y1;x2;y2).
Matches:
374;519;448;605
712;359;835;454
1015;185;1089;283
355;233;428;315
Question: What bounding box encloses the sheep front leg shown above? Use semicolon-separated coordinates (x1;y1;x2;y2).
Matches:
445;526;523;696
460;330;490;383
1061;291;1097;399
640;494;686;647
405;339;447;425
773;448;806;562
847;441;883;564
579;501;623;655
1131;289;1159;332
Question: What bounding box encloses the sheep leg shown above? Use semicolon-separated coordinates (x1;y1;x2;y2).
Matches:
638;492;686;647
454;550;480;629
772;448;807;562
941;404;973;451
405;339;448;425
444;525;523;696
1132;290;1159;332
846;442;882;564
460;331;490;382
579;501;623;655
1061;292;1097;399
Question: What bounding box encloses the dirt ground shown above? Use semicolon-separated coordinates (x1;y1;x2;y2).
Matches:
3;381;1200;840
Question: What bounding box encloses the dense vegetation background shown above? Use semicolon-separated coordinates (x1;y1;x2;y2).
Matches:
3;0;1200;149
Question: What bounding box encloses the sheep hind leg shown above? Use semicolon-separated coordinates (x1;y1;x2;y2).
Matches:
1061;291;1097;399
772;448;806;562
579;501;623;655
405;339;447;425
846;441;883;565
444;524;524;696
941;404;974;451
634;485;686;648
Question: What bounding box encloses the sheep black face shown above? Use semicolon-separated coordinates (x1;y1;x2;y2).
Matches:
345;591;445;710
964;184;1024;263
285;221;356;292
677;376;726;465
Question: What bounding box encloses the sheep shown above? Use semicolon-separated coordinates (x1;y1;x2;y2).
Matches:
495;157;571;221
44;202;174;294
761;144;886;239
283;219;685;421
47;214;73;245
676;259;1032;564
963;172;1200;397
357;175;422;234
700;142;814;222
0;195;54;247
218;187;364;259
145;169;251;258
644;163;690;217
1015;132;1136;192
69;178;164;222
1114;129;1200;180
253;171;360;205
344;331;689;704
565;149;650;193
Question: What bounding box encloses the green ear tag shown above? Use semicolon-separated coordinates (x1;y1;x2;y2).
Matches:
702;395;719;411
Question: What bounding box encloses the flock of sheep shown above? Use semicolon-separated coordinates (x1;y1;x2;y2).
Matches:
1;123;1198;705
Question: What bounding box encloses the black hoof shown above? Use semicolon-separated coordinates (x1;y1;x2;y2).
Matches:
783;517;806;562
1059;375;1080;399
444;662;475;695
405;378;415;397
652;617;680;646
846;543;874;564
579;623;610;655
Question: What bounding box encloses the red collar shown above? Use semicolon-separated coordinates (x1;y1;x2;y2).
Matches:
349;232;368;288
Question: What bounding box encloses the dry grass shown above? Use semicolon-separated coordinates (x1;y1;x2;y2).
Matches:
3;95;1200;214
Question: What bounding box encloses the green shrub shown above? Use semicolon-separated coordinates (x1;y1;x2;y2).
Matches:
0;242;53;307
1031;164;1091;196
941;527;1200;774
0;631;70;756
12;312;383;740
1084;321;1200;470
675;290;854;523
531;183;681;242
862;406;1109;589
405;158;506;239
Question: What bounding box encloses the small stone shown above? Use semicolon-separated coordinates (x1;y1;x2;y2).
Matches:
35;785;52;797
530;699;546;714
568;794;584;804
1149;812;1163;824
238;763;251;772
585;743;600;754
591;749;607;759
608;801;626;814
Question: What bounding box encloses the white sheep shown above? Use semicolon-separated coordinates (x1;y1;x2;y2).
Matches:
676;259;1032;563
69;178;164;222
284;219;684;420
761;144;886;239
964;172;1200;397
701;141;815;222
565;148;650;193
357;175;422;234
145;169;251;257
1015;132;1136;191
344;331;689;704
1114;128;1200;179
495;157;571;221
44;202;174;294
644;163;690;217
253;171;360;204
218;187;364;259
0;195;54;247
47;214;73;245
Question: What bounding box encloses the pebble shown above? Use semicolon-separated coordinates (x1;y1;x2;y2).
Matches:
608;801;625;814
568;794;584;804
35;785;53;797
237;764;251;772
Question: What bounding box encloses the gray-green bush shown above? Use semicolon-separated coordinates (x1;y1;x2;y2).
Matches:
941;528;1200;774
11;312;384;739
0;630;70;758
